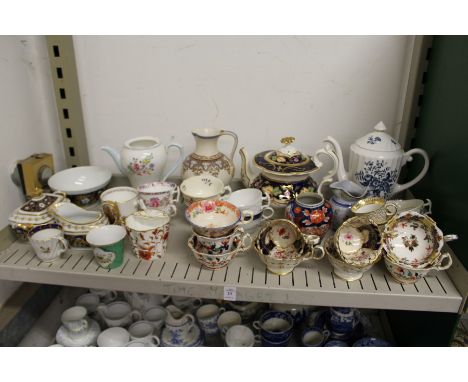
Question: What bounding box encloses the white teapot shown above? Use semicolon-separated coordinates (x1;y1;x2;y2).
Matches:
324;121;429;198
102;136;184;187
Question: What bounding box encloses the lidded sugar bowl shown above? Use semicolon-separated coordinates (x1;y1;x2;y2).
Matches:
239;137;338;207
8;191;67;240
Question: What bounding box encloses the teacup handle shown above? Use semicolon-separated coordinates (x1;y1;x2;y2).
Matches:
252;321;261;331
151;335;161;347
166;204;177;217
304;245;325;261
221;185;232;199
428;253;453;271
218;307;226;315
239;232;253;251
192;299;203;309
422;199;432;214
109;291;118;302
80;318;89;332
443;234;458;243
385;203;398;218
186;314;196;332
240;209;255;224
172;186;181;204
57;237;68;255
261;206;275;219
131;310;142;322
102;200;121;225
322;329;330;343
138;199;148;211
261;192;271;207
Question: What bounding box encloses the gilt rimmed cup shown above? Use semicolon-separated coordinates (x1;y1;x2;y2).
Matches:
86;225;127;269
28;223;68;263
100;186;139;225
137;181;179;216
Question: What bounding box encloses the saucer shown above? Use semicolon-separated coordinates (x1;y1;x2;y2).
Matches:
161;325;203;347
56;319;101;347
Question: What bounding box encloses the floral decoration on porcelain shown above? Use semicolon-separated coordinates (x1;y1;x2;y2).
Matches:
127;153;155;176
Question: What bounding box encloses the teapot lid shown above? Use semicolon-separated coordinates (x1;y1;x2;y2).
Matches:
355;121;401;152
253;137;318;175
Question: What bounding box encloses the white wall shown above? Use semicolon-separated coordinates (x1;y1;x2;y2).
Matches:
74;36;410;179
0;36;65;307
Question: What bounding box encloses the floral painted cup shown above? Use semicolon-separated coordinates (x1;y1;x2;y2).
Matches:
193;226;252;255
137;181;179;217
185;200;254;238
125;211;170;261
86;225;127;269
28;223;68;263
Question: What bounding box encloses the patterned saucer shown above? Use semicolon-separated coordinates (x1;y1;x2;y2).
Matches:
161;325;203;347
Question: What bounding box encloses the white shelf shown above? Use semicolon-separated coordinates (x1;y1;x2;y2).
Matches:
0;208;463;313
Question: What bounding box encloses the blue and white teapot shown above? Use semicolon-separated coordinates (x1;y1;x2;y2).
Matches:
325;121;429;198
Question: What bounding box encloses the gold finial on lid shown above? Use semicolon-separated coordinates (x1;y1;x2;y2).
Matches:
280;137;295;145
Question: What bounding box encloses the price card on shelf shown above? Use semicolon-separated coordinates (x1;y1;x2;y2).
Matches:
223;286;236;301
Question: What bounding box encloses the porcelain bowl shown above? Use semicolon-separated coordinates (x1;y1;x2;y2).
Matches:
48;166;112;207
324;236;380;281
180;175;231;206
334;216;382;268
48;202;108;249
383;251;453;284
187;235;248;270
185;200;252;238
382;211;457;268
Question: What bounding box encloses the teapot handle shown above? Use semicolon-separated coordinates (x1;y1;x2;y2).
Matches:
314;143;339;196
220;130;239;162
162;143;185;181
392;148;429;195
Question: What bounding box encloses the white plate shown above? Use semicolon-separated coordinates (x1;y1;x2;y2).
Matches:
48;166;112;195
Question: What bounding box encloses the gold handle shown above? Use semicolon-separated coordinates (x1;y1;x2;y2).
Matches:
102;200;121;225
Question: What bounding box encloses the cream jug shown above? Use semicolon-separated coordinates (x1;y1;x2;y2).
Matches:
324;121;429;198
102;136;184;187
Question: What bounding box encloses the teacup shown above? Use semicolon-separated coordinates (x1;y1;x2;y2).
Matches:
143;306;168;331
61;306;89;333
222;188;274;220
351;197;397;225
329;307;360;338
253;310;294;344
301;327;330;347
193;226;252;255
196;304;226;335
86;225;127;269
217;311;242;337
97;301;142;327
137;181;179;216
89;289;118;303
270;303;309;326
101;186;139;224
225;325;260;347
180;175;232;206
124;292;170;312
97;327;130;347
76;293;101;314
28;223;68;263
125;211;171;261
128;320;161;346
186;200;254;238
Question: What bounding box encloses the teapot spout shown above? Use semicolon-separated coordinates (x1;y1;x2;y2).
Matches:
239;147;255;187
323;136;348;182
101;146;126;175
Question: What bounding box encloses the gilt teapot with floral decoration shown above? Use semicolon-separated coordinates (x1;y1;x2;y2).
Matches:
101;136;184;187
239;137;338;207
324;121;429;199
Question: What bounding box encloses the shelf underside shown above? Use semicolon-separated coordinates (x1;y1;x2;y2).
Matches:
0;210;462;313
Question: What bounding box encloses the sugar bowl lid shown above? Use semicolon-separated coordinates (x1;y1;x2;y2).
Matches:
254;137;318;175
354;121;401;152
9;191;66;225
